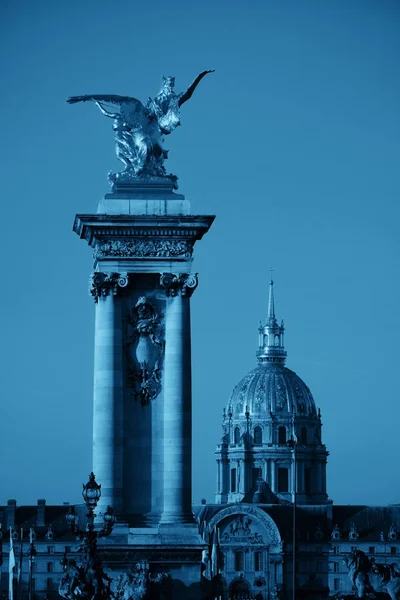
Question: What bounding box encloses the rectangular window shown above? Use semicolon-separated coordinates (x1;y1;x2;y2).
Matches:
277;468;288;493
351;546;357;552
334;578;340;591
31;562;36;573
235;551;244;572
333;562;339;573
254;551;263;571
64;546;71;553
231;468;237;493
369;547;375;555
333;546;340;554
31;579;36;591
47;578;53;591
391;547;397;555
305;468;311;494
252;467;262;487
47;562;53;573
47;546;54;554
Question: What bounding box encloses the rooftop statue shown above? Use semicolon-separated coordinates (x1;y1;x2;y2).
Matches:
67;70;214;189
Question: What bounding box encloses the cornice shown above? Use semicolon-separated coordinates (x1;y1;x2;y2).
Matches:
73;214;215;247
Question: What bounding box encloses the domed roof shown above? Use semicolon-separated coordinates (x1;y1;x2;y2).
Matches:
228;362;317;417
226;279;317;419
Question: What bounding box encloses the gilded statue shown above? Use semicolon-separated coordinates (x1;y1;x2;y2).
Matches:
67;71;214;189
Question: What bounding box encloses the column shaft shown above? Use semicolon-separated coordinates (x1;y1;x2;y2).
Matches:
271;459;276;492
161;291;193;523
93;293;123;512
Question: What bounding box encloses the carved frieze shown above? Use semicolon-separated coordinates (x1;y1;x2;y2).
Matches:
160;272;198;297
94;239;193;259
206;506;281;547
230;515;252;536
125;297;164;406
90;272;129;302
221;516;265;546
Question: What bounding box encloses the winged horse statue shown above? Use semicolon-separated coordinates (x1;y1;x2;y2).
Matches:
67;71;214;189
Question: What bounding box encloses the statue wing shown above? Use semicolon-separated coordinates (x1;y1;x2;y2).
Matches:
66;94;144;108
66;95;146;127
178;70;215;107
119;98;146;126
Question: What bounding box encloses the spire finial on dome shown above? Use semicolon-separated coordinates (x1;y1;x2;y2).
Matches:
257;275;287;364
268;269;275;321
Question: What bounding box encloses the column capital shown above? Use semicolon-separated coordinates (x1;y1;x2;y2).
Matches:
160;273;198;297
89;272;129;303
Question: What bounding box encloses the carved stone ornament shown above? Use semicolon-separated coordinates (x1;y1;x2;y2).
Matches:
90;272;129;302
343;548;400;600
331;524;341;540
160;272;198;297
126;297;164;406
271;583;283;600
114;562;172;600
206;505;281;548
94;239;193;259
349;522;359;540
389;524;398;540
59;554;112;600
222;516;265;546
229;515;252;536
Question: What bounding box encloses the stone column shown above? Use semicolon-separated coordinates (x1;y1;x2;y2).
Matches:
271;459;276;492
91;272;128;514
160;273;198;524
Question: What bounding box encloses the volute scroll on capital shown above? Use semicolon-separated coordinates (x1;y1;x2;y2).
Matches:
160;272;198;297
89;272;129;302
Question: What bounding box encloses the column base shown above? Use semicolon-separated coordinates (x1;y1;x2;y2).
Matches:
159;511;197;526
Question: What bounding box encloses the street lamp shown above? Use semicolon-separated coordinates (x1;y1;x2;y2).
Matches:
67;472;115;539
61;473;115;600
28;529;37;600
287;433;297;600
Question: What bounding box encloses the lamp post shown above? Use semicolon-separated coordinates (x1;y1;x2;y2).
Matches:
28;529;36;600
287;432;297;600
63;473;115;600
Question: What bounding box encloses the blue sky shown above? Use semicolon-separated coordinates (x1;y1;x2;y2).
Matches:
0;0;399;506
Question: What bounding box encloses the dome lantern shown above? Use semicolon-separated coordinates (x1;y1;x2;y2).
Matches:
257;279;287;364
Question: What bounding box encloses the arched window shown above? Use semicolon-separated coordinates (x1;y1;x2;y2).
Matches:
234;426;240;444
235;551;244;572
275;335;280;346
278;426;287;445
301;426;308;445
254;426;262;445
263;334;268;346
